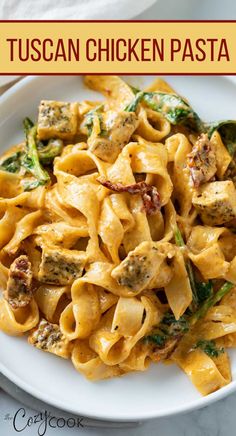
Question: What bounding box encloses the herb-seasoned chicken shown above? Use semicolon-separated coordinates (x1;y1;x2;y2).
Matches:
88;111;139;162
192;180;236;225
37;100;78;140
28;319;71;358
111;241;167;292
4;255;33;309
187;134;217;187
38;247;87;285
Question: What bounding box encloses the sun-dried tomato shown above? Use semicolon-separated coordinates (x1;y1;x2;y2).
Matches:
97;177;161;215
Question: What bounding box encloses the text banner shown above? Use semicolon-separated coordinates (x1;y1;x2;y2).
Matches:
0;21;235;74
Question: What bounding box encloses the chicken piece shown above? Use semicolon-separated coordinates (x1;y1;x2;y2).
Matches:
111;241;167;292
37;100;78;140
88;111;139;162
38;247;87;285
4;255;33;309
148;261;173;288
106;111;139;148
192;181;236;225
187;134;217;187
28;319;71;358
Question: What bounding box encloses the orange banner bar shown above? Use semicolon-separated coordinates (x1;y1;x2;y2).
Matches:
0;21;235;74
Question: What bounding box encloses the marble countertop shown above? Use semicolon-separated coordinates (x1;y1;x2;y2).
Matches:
1;388;236;436
1;0;236;434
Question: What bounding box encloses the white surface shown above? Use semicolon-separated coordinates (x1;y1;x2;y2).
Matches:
0;77;20;87
137;0;236;19
1;75;236;422
0;373;138;429
0;0;156;20
1;0;236;20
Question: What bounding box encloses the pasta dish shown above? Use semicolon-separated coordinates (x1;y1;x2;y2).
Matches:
0;75;236;396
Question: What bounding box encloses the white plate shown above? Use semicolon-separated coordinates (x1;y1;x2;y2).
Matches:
0;76;21;88
1;75;236;422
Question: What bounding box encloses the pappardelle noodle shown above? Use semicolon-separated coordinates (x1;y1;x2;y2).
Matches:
1;76;236;396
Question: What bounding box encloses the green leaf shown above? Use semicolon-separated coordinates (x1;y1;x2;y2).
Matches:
206;120;236;157
22;119;50;187
23;117;34;137
190;281;234;326
125;91;144;112
125;87;236;153
144;311;189;348
125;91;205;131
22;178;46;191
0;151;22;173
37;139;63;165
174;226;198;310
1;117;61;189
174;226;185;247
161;313;189;336
142;92;204;131
194;339;224;358
196;281;213;303
84;105;105;137
144;280;233;352
144;333;167;347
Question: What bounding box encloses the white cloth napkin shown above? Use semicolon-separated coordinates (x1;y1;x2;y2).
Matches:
0;0;157;20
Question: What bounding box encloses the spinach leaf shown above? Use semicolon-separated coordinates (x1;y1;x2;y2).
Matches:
144;333;167;347
0;151;22;173
174;225;185;246
125;91;144;112
125;91;204;131
23;117;34;136
143;92;204;131
161;312;189;336
37;138;63;165
145;281;233;352
174;226;198;310
84;105;105;137
1;117;63;190
22;178;46;191
125;86;236;155
206;120;236;157
196;281;213;303
22;119;50;189
24;117;63;164
144;312;189;348
190;281;234;326
194;339;224;358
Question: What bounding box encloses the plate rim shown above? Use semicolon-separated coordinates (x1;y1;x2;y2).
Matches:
1;74;236;421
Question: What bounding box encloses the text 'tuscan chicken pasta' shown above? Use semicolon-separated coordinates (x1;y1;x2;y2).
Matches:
1;75;236;395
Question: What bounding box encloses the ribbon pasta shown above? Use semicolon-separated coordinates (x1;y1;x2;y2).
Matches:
0;76;236;396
